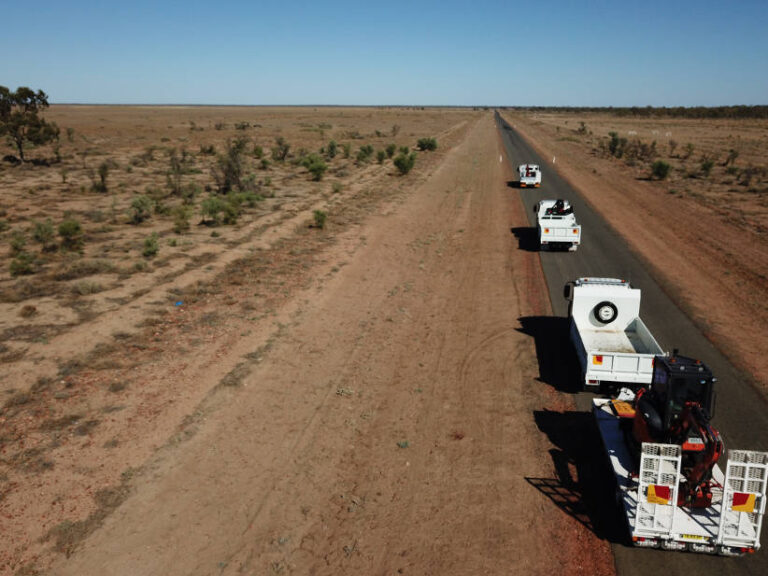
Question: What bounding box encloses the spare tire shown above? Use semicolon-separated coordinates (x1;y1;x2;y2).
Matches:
594;301;618;324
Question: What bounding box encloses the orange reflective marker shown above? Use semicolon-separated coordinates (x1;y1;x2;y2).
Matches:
732;492;757;513
647;484;671;505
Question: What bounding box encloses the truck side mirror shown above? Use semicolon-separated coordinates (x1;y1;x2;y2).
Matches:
563;282;574;301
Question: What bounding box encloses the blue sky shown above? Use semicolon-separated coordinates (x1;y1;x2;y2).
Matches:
1;0;766;106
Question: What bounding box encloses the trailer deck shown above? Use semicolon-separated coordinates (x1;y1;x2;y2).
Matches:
593;398;767;554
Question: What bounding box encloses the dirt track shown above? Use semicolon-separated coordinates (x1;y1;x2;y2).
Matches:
41;114;612;575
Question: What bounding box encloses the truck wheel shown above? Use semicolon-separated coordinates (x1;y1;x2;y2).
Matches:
593;301;618;324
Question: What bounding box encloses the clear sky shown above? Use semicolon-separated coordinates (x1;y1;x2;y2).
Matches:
1;0;766;106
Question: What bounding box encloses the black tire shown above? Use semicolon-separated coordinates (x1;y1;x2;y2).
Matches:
593;301;618;324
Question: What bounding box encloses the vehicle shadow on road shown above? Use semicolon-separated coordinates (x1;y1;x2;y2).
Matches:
506;180;521;189
510;227;539;252
528;409;628;545
516;316;580;393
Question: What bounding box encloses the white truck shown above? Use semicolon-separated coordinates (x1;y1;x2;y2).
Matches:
534;199;581;251
518;163;541;187
564;277;665;392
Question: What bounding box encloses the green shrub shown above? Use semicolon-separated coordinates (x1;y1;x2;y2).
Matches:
394;152;416;175
259;158;270;170
327;140;338;159
608;132;627;158
201;195;240;225
32;219;57;252
253;144;264;159
356;144;374;164
683;143;695;159
416;137;438;151
199;144;216;155
332;182;342;194
142;233;159;258
312;210;327;229
10;252;36;276
700;157;715;177
10;230;27;255
129;195;153;224
342;143;351;158
221;195;241;224
182;182;200;205
651;160;671;180
58;218;84;251
301;154;328;181
376;150;386;164
385;143;397;158
172;206;191;234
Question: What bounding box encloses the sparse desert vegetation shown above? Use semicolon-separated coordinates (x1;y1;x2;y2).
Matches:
0;104;478;573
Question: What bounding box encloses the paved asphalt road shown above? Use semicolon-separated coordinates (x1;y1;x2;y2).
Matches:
495;111;768;576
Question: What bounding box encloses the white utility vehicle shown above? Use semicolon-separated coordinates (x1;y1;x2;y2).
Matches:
518;163;541;187
534;199;581;251
564;277;665;392
593;355;768;555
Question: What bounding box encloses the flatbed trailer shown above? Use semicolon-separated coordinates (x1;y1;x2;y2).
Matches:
593;397;768;555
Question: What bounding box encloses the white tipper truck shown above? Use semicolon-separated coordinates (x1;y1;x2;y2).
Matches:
534;199;581;251
518;163;541;187
563;277;665;392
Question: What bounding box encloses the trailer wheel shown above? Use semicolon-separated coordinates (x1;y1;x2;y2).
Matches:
593;301;618;324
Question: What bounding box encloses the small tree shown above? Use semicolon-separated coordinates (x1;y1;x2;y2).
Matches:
271;136;290;162
342;142;351;158
167;149;184;196
700;156;714;178
212;138;247;194
394;152;416;175
0;86;60;162
651;160;671;180
376;150;386;164
724;149;739;166
385;143;397;158
92;161;110;193
683;143;695;159
668;139;678;157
